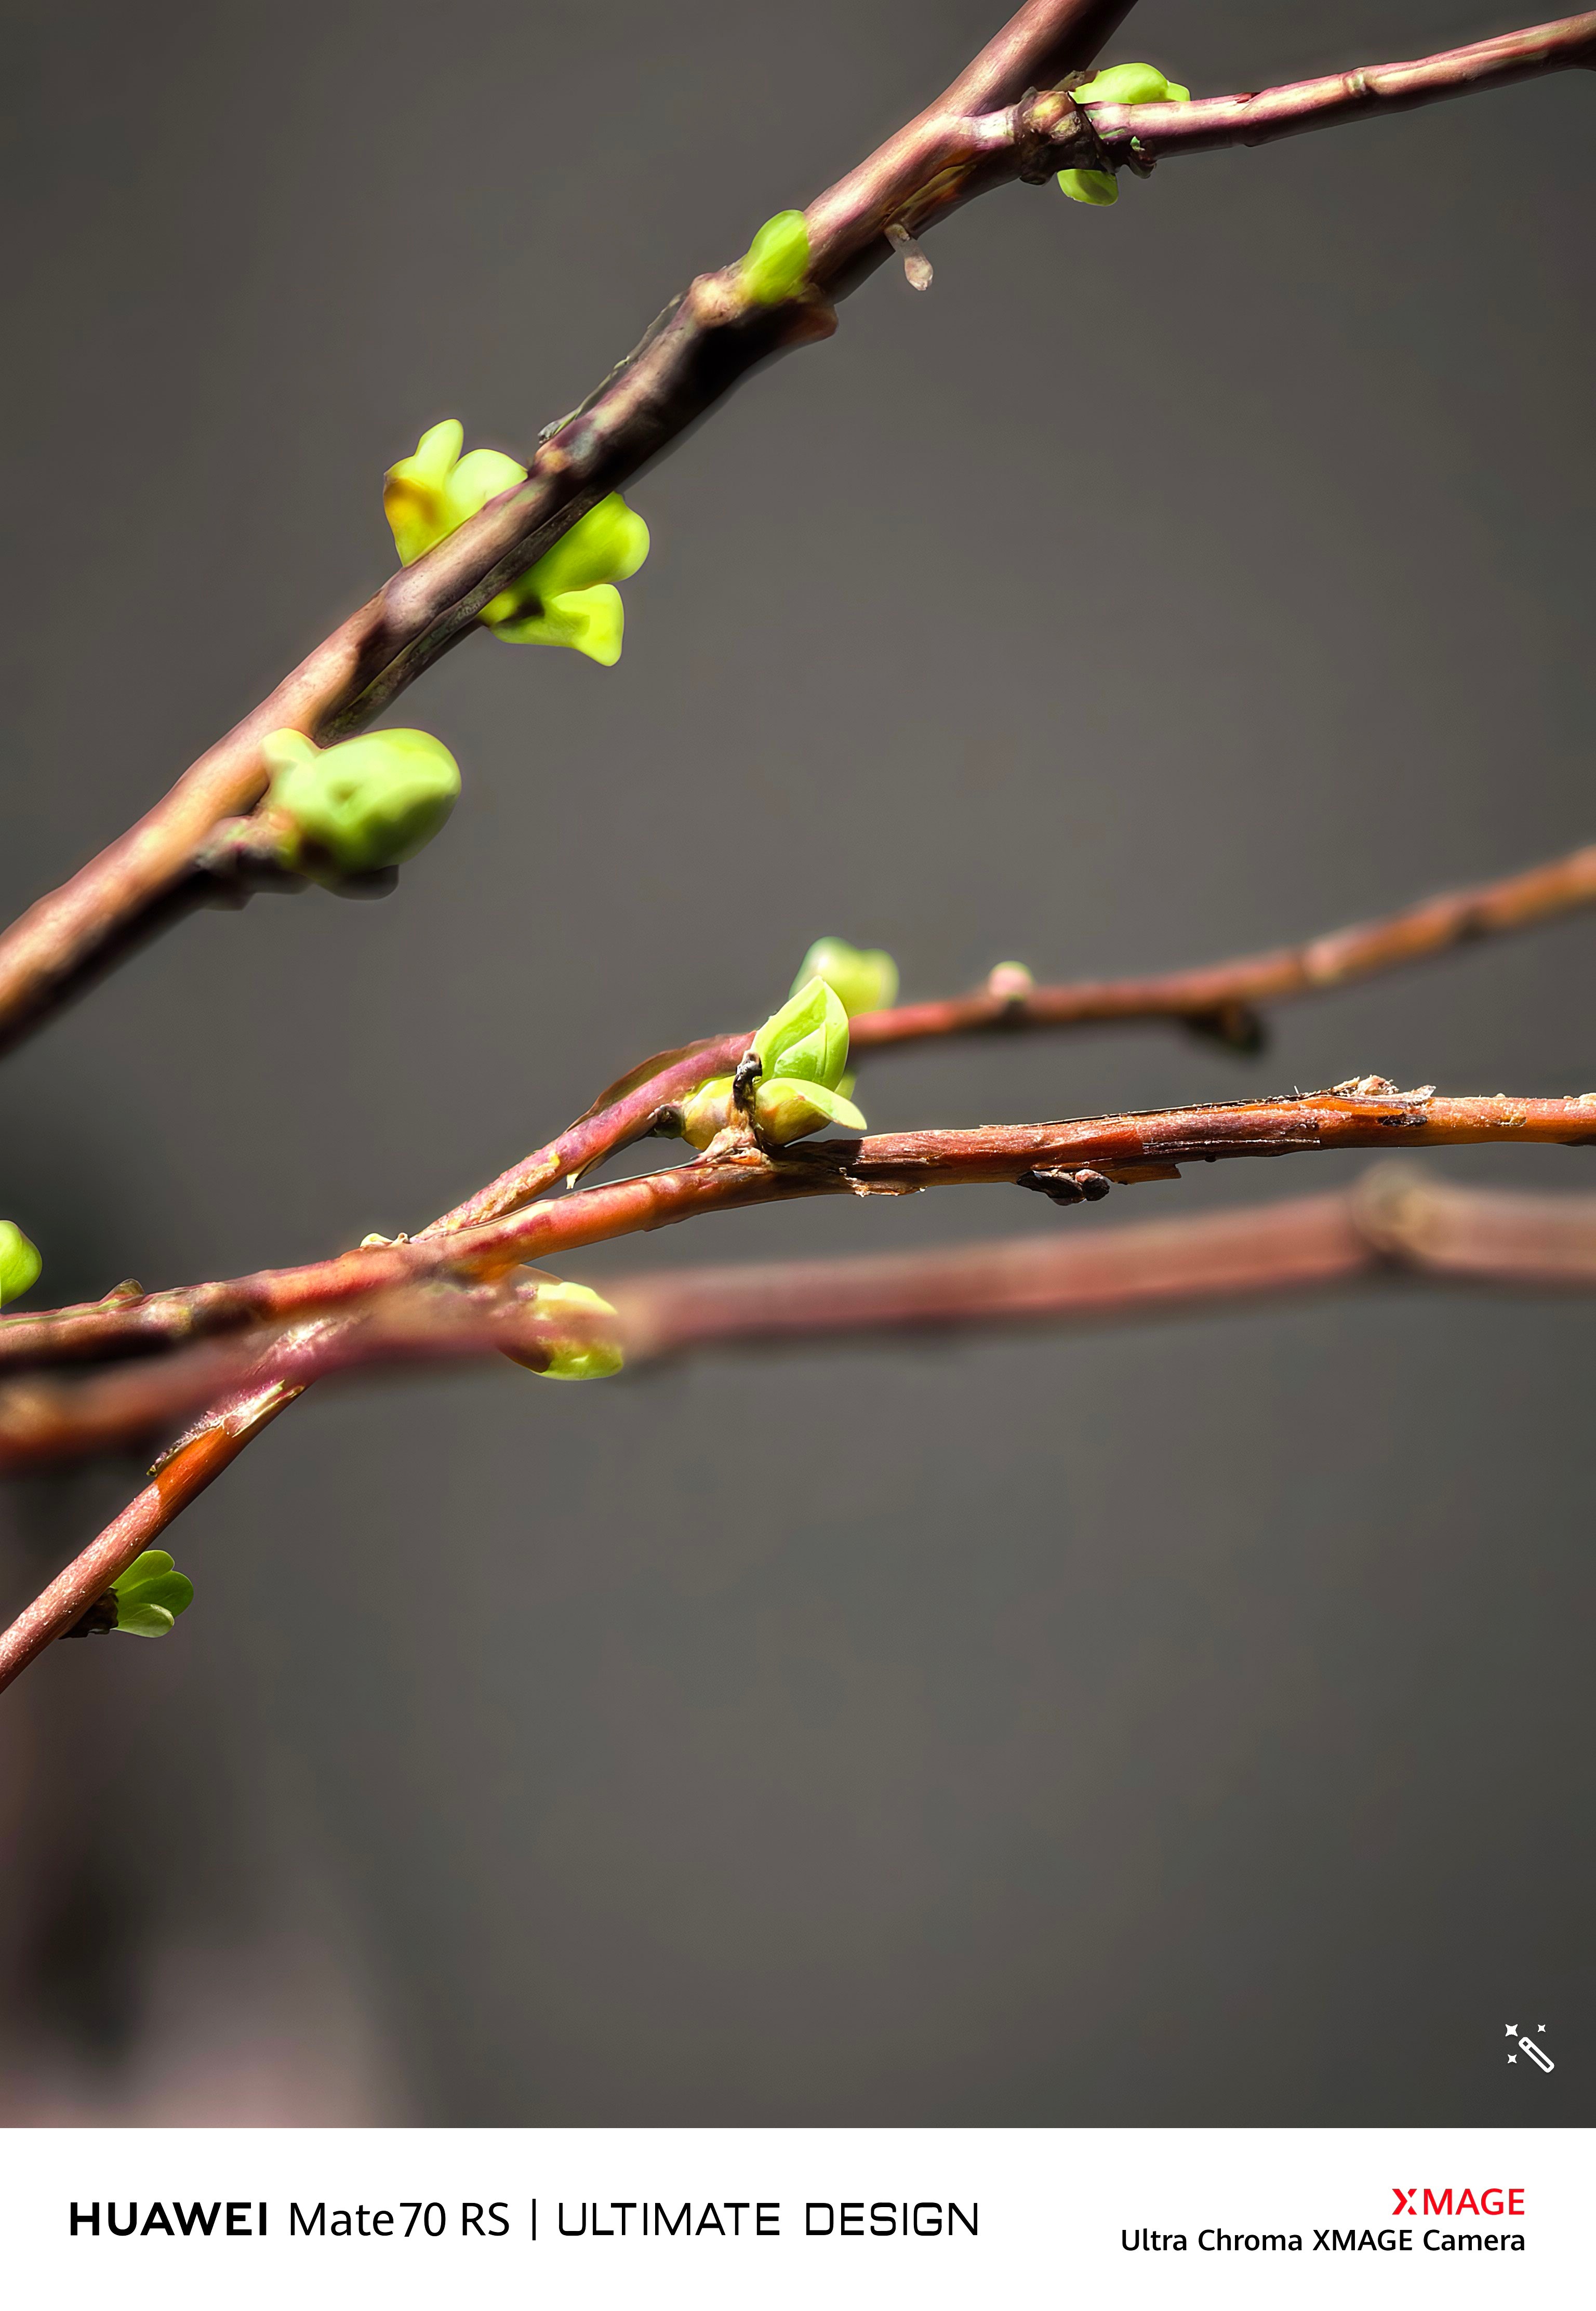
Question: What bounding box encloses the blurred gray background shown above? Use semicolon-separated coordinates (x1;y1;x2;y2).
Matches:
1;0;1590;2123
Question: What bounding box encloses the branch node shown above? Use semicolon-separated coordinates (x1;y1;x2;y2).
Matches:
1019;1165;1114;1205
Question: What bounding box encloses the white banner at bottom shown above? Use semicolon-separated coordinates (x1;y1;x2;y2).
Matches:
2;2126;1586;2307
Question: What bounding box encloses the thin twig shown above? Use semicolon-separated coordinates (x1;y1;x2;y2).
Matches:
1089;12;1596;166
5;1086;1593;1685
1;6;1589;1051
438;839;1596;1230
4;1086;1596;1377
7;1173;1596;1469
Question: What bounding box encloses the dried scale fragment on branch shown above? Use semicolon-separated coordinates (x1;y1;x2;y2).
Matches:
0;4;1590;1050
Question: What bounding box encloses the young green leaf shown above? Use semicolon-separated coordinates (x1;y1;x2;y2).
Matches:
384;419;527;565
109;1548;194;1640
384;426;648;665
752;976;850;1091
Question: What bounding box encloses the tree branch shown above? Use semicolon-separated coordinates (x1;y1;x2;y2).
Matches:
0;0;1131;1056
1089;11;1596;165
2;6;1589;1051
440;837;1596;1231
4;1084;1595;1379
8;1173;1596;1470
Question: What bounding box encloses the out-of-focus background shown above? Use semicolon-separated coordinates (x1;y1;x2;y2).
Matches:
2;0;1590;2123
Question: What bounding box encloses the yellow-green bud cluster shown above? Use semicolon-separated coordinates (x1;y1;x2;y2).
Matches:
682;975;867;1151
383;421;649;667
1058;62;1190;206
263;728;460;877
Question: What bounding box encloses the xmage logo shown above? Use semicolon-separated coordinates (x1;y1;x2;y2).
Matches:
1391;2189;1524;2219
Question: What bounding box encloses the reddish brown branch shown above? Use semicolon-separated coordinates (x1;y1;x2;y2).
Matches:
6;1170;1596;1471
615;1171;1596;1357
0;0;1128;1055
5;1086;1596;1379
1090;12;1596;165
6;1100;1593;1691
0;1283;619;1471
3;6;1589;1052
438;839;1596;1231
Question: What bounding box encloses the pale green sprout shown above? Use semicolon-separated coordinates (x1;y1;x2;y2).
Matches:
681;975;867;1149
0;1221;41;1308
263;728;460;876
109;1550;194;1640
383;422;649;666
503;1278;626;1381
1058;62;1190;207
741;210;810;306
792;936;899;1018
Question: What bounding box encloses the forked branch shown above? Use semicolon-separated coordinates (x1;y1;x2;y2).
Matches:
0;5;1589;1052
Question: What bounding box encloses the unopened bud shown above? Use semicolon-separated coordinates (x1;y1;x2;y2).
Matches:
752;1077;866;1146
741;210;810;306
263;727;460;876
680;1075;739;1151
985;960;1034;1002
793;937;899;1018
502;1278;624;1380
1073;62;1190;105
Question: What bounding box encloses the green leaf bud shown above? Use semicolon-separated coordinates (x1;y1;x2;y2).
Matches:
503;1278;625;1380
481;495;651;666
383;419;527;566
986;960;1035;1001
792;936;899;1017
741;210;810;306
679;1074;738;1151
0;1220;41;1308
384;427;647;665
752;1078;867;1146
109;1549;194;1640
263;727;460;875
1057;168;1119;206
752;975;850;1091
1073;62;1188;106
